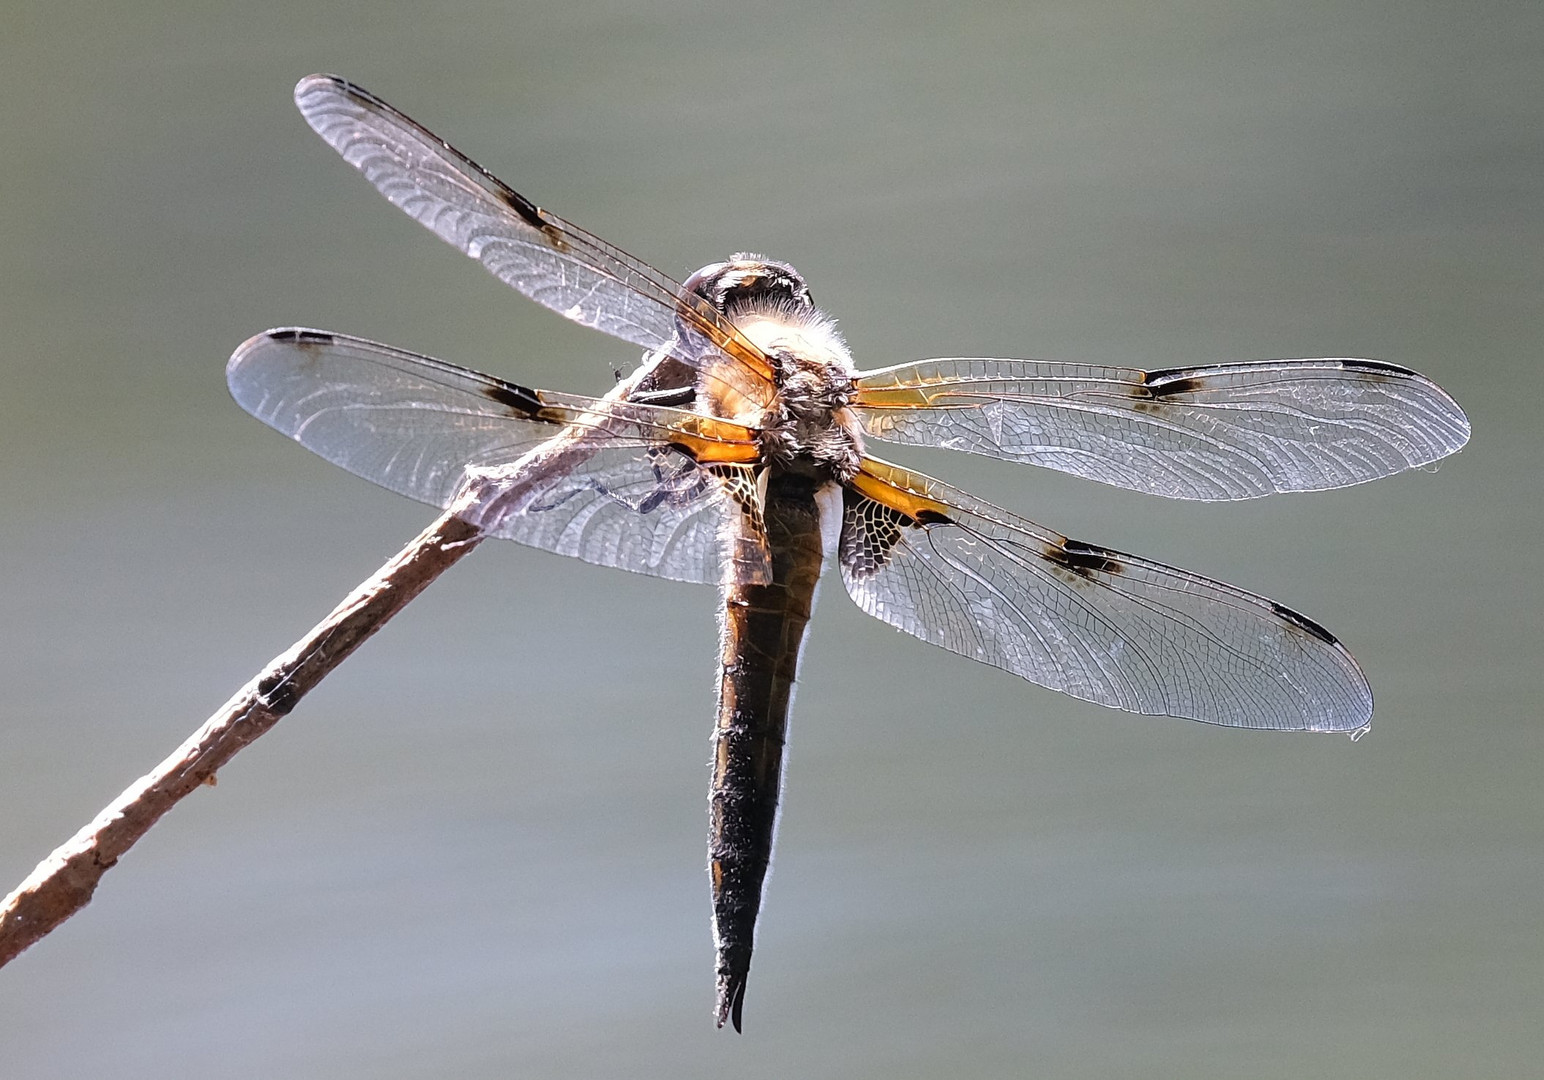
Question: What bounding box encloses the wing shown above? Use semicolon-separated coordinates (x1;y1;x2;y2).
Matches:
840;458;1372;732
227;329;769;585
852;357;1470;500
293;74;776;409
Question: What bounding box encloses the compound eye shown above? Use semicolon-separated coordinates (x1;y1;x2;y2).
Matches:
681;258;814;314
681;261;731;302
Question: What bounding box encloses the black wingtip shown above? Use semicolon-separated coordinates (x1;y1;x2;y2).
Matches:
715;974;747;1033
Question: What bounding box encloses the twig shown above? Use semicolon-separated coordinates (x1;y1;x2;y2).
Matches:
0;353;675;968
0;509;484;967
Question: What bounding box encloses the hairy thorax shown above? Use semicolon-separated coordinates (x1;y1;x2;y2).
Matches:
686;256;865;485
736;309;863;482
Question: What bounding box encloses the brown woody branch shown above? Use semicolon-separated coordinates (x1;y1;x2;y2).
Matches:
0;357;672;969
0;509;484;967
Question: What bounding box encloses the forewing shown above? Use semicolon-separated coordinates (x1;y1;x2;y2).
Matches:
852;358;1470;500
840;459;1372;731
293;74;775;407
227;328;768;584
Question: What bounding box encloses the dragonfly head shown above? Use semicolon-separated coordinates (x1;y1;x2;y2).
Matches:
683;255;813;317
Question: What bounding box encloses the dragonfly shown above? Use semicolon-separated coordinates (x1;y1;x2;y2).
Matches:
228;74;1471;1031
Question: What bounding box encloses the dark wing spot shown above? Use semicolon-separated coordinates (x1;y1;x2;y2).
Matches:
1340;358;1421;384
1127;371;1205;413
270;328;336;349
1140;373;1208;398
480;380;544;417
840;488;915;579
494;185;545;230
495;187;571;251
914;509;953;526
1270;601;1339;645
1043;538;1125;580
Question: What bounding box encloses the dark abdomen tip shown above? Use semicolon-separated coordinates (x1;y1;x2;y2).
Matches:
716;971;748;1032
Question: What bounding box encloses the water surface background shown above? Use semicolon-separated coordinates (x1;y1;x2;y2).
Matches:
2;3;1539;1077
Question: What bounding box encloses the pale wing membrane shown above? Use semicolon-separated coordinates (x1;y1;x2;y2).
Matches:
840;461;1372;731
463;444;768;586
293;74;775;407
853;358;1471;500
226;329;764;584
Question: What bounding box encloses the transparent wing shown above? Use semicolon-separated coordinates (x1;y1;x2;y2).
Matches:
227;328;768;584
852;357;1471;500
293;74;775;407
840;458;1372;731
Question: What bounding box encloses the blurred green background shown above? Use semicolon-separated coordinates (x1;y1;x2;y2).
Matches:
2;2;1538;1077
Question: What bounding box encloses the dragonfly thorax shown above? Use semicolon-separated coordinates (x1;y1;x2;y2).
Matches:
685;255;864;482
760;344;863;481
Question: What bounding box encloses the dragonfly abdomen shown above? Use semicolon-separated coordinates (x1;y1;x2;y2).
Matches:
709;472;827;1032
